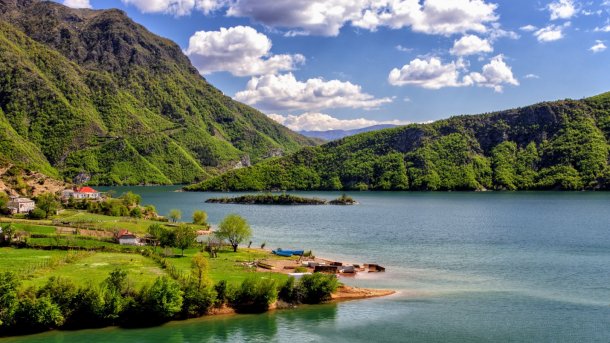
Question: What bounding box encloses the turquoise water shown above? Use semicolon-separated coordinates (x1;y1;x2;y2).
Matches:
5;189;610;342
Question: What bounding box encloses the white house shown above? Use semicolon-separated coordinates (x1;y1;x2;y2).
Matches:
62;186;101;201
116;230;138;245
7;196;35;214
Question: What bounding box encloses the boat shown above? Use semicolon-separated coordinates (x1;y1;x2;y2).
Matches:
272;250;293;257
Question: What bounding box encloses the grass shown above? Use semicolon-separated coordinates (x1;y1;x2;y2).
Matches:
5;222;56;234
55;211;208;234
0;248;166;289
165;247;293;286
0;247;67;272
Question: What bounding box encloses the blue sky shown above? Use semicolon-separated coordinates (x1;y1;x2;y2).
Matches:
60;0;610;131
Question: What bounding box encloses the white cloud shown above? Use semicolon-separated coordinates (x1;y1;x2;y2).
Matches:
524;73;540;79
388;57;469;89
234;73;392;111
267;112;410;131
184;26;304;77
450;35;493;56
388;55;518;92
548;0;578;20
594;24;610;32
121;0;224;16
590;40;607;52
353;0;499;36
466;55;519;92
227;0;368;36
533;23;570;42
396;45;413;52
520;24;538;32
63;0;91;8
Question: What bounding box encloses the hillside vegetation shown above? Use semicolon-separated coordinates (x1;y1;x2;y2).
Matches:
187;93;610;191
0;0;314;185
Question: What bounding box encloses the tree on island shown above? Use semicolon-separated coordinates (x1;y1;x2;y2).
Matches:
174;224;197;257
216;214;252;252
192;210;208;226
169;209;181;223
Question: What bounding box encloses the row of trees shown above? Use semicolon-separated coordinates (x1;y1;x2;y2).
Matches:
0;255;339;335
147;213;252;255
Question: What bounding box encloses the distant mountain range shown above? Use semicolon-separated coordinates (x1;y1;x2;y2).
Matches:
186;92;610;191
0;0;315;186
298;124;399;141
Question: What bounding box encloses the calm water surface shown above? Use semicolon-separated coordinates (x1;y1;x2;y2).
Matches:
5;189;610;342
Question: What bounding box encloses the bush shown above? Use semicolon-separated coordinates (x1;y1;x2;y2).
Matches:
229;277;277;313
278;277;300;304
214;280;229;307
13;296;64;333
181;281;216;318
298;273;339;304
28;208;47;220
141;277;183;321
0;272;20;328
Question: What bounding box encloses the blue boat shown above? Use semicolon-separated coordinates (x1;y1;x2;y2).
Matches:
272;250;293;257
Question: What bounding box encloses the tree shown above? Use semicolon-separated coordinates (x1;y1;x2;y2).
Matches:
216;214;252;252
35;193;60;218
192;210;208;225
174;224;196;257
120;191;141;207
0;192;9;214
1;224;15;245
147;224;166;251
141;277;183;321
169;209;181;223
0;272;20;327
190;253;210;289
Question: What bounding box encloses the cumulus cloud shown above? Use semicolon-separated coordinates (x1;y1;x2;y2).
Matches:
388;55;518;92
388;57;469;89
185;26;304;77
234;73;392;111
353;0;499;36
547;0;578;20
450;35;493;56
121;0;224;16
227;0;367;36
465;55;519;92
225;0;499;37
533;23;570;42
590;40;607;53
63;0;91;8
267;112;410;131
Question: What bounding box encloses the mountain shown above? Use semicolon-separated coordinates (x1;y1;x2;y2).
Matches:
298;124;399;141
0;0;316;185
186;92;610;191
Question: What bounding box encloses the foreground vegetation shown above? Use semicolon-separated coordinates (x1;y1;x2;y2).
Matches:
0;247;339;336
187;92;610;192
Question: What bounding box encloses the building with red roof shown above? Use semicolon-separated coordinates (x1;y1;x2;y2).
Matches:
61;186;101;200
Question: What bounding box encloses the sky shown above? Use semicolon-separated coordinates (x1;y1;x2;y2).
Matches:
58;0;610;131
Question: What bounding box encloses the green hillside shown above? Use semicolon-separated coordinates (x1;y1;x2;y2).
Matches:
187;93;610;191
0;0;315;185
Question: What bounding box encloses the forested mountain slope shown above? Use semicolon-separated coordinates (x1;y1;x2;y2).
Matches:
0;0;315;185
187;93;610;191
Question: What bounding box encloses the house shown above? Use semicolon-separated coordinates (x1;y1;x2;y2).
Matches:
62;186;101;201
195;229;212;243
116;229;138;245
7;196;35;214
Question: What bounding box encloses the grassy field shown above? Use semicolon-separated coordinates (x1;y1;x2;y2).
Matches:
55;211;208;233
167;247;293;286
0;248;167;289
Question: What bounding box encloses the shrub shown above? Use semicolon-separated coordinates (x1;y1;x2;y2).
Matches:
28;208;47;220
214;280;229;307
141;277;183;321
229;277;277;313
13;296;64;333
298;273;339;304
181;281;216;318
278;277;300;304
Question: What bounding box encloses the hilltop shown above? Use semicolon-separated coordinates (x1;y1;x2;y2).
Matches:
186;92;610;191
0;0;315;186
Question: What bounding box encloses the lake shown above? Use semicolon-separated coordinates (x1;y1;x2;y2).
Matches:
5;188;610;342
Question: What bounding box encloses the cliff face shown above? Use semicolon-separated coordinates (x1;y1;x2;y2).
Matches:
0;0;316;185
187;93;610;191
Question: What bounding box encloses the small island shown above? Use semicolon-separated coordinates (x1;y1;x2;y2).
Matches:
205;193;358;205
